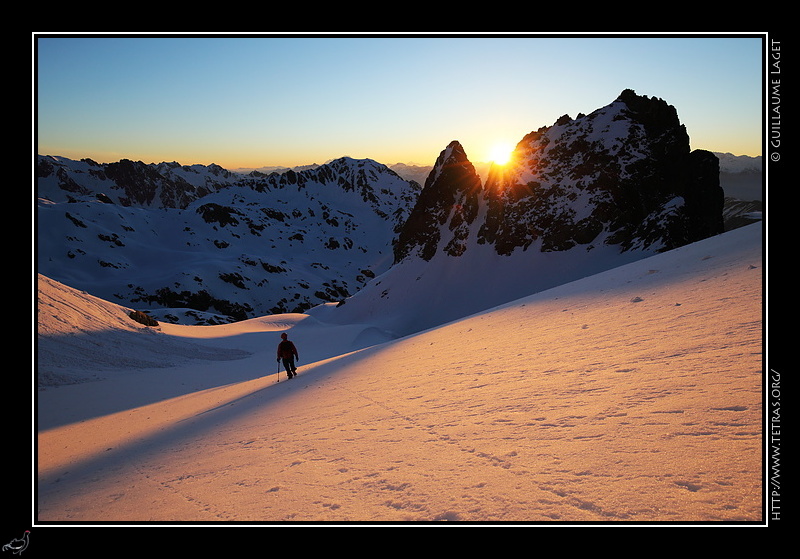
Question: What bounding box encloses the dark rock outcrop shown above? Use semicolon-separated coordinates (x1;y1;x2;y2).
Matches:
393;141;482;262
395;89;725;262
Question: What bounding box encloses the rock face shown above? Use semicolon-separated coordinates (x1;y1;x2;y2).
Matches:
325;90;727;337
393;141;483;262
394;89;725;263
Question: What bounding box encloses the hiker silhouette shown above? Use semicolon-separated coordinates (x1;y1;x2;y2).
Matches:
276;333;299;378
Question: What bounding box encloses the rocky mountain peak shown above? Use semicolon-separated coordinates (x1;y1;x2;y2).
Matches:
37;90;731;331
393;141;483;262
395;89;724;263
325;91;729;337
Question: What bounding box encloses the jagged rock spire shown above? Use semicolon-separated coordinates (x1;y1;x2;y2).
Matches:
393;141;483;262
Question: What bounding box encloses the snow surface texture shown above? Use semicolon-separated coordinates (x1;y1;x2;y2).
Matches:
36;224;763;523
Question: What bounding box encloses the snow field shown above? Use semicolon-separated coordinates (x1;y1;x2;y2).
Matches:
36;224;763;523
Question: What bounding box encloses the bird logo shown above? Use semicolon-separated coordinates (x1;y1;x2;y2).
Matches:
2;531;29;555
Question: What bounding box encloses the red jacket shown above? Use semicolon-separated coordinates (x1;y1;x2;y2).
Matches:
277;340;298;360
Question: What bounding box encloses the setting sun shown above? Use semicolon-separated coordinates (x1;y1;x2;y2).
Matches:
488;142;514;165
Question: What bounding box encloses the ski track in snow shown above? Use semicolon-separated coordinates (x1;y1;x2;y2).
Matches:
36;224;763;523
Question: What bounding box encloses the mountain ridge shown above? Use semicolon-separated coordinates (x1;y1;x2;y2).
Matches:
311;90;741;336
37;155;421;324
36;89;760;330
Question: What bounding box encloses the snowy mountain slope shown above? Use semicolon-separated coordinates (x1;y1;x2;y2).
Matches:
319;91;726;337
36;223;763;523
37;155;420;325
36;90;747;340
36;272;394;393
723;198;763;231
36;273;252;387
309;227;650;338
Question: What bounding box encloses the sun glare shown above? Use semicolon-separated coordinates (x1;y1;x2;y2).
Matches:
488;143;514;165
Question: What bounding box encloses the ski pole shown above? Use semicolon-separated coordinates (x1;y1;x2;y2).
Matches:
276;359;281;383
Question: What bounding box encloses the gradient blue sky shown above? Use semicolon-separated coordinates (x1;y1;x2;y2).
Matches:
35;34;764;169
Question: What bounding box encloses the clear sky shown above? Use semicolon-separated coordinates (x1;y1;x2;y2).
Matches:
35;33;765;170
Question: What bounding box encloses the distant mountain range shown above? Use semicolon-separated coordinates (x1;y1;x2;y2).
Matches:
36;89;762;331
37;155;421;325
237;153;762;203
